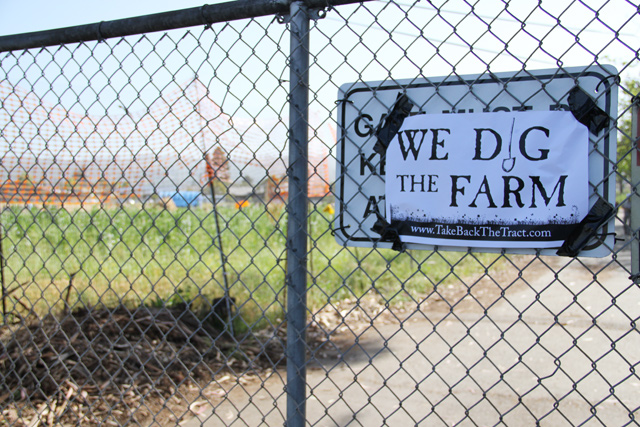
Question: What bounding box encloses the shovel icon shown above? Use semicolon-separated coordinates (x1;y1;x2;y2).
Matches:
502;117;516;173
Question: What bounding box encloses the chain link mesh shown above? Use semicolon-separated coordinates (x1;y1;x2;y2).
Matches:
1;0;639;425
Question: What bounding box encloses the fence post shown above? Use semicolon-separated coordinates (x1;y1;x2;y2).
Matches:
286;1;310;426
631;95;640;282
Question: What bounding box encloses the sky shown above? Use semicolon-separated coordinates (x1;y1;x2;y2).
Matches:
0;0;638;118
0;0;222;36
1;0;638;197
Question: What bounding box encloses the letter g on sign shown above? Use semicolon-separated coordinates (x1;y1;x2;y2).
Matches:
519;126;550;161
355;114;374;137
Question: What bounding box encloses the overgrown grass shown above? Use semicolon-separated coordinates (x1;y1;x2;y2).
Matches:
0;203;501;329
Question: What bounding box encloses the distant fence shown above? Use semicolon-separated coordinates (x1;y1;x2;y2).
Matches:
0;77;331;207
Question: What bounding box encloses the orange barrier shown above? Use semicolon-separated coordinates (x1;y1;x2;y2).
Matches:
0;79;333;207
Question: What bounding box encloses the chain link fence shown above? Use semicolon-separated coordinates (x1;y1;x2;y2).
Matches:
0;0;639;425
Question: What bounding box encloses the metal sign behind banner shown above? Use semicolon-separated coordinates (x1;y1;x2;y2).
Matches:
335;65;618;257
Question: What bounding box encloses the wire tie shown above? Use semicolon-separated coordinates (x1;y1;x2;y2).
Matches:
96;21;106;43
200;5;212;29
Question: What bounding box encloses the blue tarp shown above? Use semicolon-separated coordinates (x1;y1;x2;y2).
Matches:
159;191;202;207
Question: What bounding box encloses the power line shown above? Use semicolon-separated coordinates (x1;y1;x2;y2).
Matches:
323;16;556;65
387;0;639;39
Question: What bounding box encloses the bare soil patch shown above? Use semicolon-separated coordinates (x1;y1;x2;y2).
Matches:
1;305;286;426
1;256;532;426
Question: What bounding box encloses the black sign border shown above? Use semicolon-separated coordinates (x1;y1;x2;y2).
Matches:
336;69;614;249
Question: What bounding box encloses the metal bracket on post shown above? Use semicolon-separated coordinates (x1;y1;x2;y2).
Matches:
309;7;328;20
276;4;327;23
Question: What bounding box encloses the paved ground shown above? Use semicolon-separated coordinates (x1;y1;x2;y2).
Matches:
184;234;640;426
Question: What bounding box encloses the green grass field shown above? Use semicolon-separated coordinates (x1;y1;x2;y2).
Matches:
0;203;502;329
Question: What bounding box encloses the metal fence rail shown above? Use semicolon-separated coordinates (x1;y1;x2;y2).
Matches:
1;0;639;426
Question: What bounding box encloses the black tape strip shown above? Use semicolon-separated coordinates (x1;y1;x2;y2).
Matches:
371;216;405;252
556;197;615;257
373;93;415;156
369;93;413;250
567;86;609;134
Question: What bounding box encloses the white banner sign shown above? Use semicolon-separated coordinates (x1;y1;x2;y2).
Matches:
385;110;589;248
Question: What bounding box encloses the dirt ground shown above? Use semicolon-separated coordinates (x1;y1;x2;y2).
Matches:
3;227;637;426
185;232;639;426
